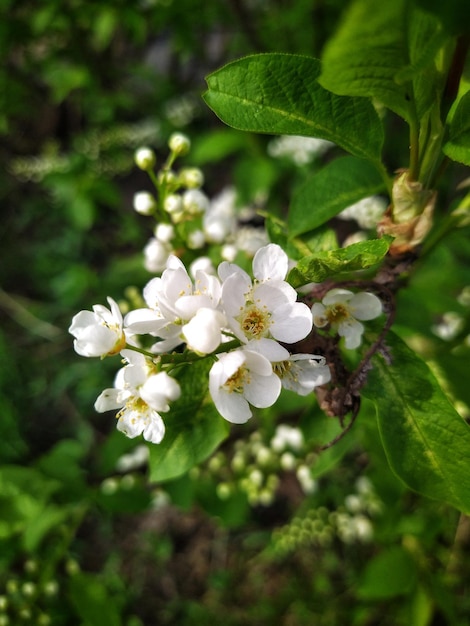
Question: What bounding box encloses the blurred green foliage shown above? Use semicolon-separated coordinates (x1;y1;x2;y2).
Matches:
1;1;469;625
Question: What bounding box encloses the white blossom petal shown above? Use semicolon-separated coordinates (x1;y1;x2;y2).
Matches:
350;292;383;320
271;302;313;343
253;243;289;282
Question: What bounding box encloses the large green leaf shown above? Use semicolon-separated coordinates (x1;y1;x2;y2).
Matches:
363;331;470;513
288;156;386;237
443;91;470;166
287;237;392;287
203;53;384;163
149;360;229;482
320;0;448;122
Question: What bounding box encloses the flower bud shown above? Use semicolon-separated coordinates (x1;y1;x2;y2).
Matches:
168;132;190;156
187;229;205;249
179;167;204;189
134;147;156;171
163;194;183;215
378;170;436;256
182;189;209;215
133;191;156;215
155;222;175;243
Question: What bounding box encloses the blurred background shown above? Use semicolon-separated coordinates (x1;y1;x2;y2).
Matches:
1;1;470;625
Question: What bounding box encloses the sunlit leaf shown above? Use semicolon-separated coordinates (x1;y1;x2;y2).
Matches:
148;360;229;482
287;237;392;287
363;331;470;514
204;53;384;163
288;156;386;237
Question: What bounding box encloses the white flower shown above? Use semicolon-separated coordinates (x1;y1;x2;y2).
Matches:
69;297;126;358
312;288;382;349
133;191;156;215
273;354;331;395
219;243;312;350
125;255;225;354
203;187;237;243
182;307;227;354
209;349;281;423
94;351;181;444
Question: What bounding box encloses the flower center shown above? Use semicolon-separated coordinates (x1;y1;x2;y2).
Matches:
239;305;270;340
326;303;350;325
223;367;250;394
117;397;147;421
272;360;293;379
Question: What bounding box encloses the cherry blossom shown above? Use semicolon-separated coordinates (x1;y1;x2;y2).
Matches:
273;354;331;395
218;244;312;351
69;297;126;358
94;351;181;444
209;349;281;423
311;288;382;349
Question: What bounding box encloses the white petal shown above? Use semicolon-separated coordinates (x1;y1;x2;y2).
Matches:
218;261;250;284
350;292;383;320
311;302;328;328
210;350;246;387
143;277;162;308
182;308;226;354
142;412;166;444
338;319;364;349
210;387;252;423
124;308;166;334
244;371;281;408
252;243;288;282
322;288;354;306
243;349;273;376
116;408;145;439
245;338;290;361
221;273;251;316
94;388;125;412
175;294;214;319
271;302;313;343
140;372;181;411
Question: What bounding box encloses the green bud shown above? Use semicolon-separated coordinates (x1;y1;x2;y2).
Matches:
134;147;156;171
168;133;190;156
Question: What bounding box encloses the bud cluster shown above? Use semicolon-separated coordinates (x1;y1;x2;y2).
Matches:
271;477;382;556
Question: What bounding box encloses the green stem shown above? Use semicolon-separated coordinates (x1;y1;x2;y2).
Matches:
409;115;420;181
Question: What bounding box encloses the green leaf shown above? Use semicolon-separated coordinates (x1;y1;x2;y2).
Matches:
358;546;417;599
320;0;411;121
288;156;386;237
148;360;229;482
287;237;392;287
413;0;470;35
68;573;122;626
203;53;384;163
363;331;470;513
443;91;470;166
320;0;447;121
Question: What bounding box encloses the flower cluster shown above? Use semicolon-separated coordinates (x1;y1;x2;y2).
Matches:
70;244;332;441
69;136;384;447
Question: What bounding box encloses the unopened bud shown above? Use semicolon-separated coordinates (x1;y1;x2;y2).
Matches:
168;132;190;156
133;191;156;215
163;194;183;215
134;147;156;171
179;167;204;189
